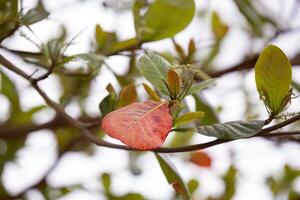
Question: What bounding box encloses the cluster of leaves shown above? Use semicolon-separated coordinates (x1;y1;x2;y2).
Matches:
100;43;294;198
102;44;293;148
0;0;299;199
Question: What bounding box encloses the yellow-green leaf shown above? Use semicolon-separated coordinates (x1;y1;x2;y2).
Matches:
211;11;228;40
142;83;161;102
255;45;292;115
174;111;205;127
95;24;107;50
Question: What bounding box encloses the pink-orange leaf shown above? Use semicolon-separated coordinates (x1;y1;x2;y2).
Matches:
190;151;212;168
101;100;172;150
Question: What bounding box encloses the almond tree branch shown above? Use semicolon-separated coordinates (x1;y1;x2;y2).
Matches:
209;53;300;78
0;53;300;155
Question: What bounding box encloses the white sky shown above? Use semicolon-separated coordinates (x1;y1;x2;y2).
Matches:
1;0;300;200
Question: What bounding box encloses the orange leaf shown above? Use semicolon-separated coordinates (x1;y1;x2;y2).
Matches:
167;69;182;99
101;100;172;150
190;151;212;168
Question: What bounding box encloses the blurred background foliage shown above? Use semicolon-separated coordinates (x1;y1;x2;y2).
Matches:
0;0;300;200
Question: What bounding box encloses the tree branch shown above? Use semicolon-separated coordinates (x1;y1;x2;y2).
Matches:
0;115;100;140
0;53;300;155
209;53;300;77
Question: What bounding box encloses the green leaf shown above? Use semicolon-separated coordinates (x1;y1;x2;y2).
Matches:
155;153;190;200
135;0;195;41
187;78;217;96
117;84;137;108
22;0;49;25
101;173;111;193
196;120;265;139
100;84;117;117
222;165;237;200
255;45;292;115
193;94;219;125
174;111;205;127
138;53;171;95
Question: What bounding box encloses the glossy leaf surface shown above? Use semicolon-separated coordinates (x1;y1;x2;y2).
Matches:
255;45;292;115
